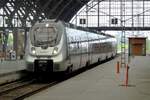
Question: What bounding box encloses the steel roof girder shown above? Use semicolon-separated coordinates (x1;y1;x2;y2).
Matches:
0;0;9;9
55;0;74;21
42;0;53;11
62;0;85;22
47;0;64;17
3;7;13;27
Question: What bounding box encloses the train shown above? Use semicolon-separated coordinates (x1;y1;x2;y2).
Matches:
25;19;117;74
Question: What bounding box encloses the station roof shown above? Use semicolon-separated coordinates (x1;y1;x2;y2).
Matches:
0;0;91;28
37;0;146;22
36;0;90;22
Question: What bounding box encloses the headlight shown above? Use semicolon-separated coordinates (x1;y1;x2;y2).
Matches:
31;47;36;54
52;47;58;55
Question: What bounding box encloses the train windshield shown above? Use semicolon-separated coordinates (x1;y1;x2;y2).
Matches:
31;27;58;47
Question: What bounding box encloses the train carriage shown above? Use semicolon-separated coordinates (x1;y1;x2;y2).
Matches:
25;19;117;73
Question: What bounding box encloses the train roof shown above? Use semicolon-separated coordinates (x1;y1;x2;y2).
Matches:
40;19;115;38
63;22;115;38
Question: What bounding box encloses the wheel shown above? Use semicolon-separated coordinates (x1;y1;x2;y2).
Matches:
98;58;101;62
86;61;90;67
66;65;73;74
105;56;108;60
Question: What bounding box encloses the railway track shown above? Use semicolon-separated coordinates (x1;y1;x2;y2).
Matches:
0;57;114;100
0;71;80;100
0;70;80;100
0;76;60;100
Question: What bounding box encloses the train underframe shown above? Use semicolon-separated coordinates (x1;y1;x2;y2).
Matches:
26;52;116;75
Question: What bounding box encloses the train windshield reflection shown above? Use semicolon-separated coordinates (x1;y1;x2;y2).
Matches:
31;27;58;47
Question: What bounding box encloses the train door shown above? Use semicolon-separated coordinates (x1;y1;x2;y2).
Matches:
81;41;88;67
79;39;88;68
79;38;82;68
67;37;72;66
75;39;81;70
101;40;106;60
68;37;80;71
89;34;99;64
89;39;94;64
98;35;102;62
93;35;102;63
87;32;92;65
105;39;109;59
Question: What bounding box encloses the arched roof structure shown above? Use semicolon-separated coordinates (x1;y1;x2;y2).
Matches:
37;0;91;22
0;0;90;29
0;0;150;30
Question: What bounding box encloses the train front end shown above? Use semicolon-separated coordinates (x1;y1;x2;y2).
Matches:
25;20;67;73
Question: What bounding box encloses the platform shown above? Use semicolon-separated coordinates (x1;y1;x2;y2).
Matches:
0;60;25;75
0;60;26;85
25;56;150;100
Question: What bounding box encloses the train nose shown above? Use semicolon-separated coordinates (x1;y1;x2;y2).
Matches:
34;59;53;73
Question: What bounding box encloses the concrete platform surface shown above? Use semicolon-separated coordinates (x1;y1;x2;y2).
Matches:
25;56;150;100
0;60;25;75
